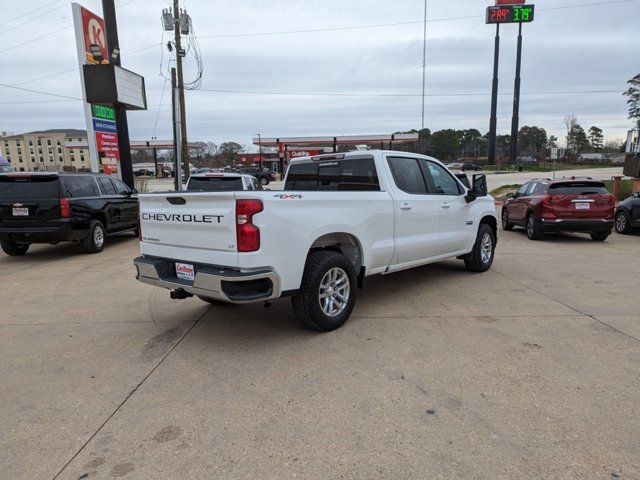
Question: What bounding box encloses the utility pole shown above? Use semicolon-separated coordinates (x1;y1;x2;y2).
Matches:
509;22;523;165
101;0;134;188
172;0;189;181
488;23;500;165
171;67;181;191
420;0;428;131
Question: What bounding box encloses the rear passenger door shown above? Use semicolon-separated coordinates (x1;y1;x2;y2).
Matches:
96;176;120;231
386;156;442;266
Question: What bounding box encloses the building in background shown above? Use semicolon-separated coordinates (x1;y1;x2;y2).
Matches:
0;129;90;172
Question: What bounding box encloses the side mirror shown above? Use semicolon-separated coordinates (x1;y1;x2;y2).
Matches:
633;192;640;199
131;188;138;194
465;174;488;203
506;192;515;199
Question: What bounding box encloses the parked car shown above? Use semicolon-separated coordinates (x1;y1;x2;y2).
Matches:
186;172;263;192
460;162;482;171
0;157;14;173
238;167;276;185
0;172;138;255
134;151;498;331
446;163;461;170
501;177;615;241
614;191;640;234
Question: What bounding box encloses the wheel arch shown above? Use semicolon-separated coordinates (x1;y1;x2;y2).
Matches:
307;232;365;287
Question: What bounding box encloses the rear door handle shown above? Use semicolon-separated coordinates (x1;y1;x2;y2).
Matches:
399;202;412;210
441;202;451;209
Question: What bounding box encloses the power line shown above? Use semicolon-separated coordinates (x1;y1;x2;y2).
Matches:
0;67;77;91
0;100;79;105
195;87;623;98
0;25;72;56
0;0;67;28
0;81;81;100
0;2;70;37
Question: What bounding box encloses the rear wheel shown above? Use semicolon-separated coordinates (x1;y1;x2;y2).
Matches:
590;231;610;242
1;241;29;256
292;251;356;332
464;224;496;272
501;207;513;231
526;214;544;240
615;211;631;234
83;219;105;253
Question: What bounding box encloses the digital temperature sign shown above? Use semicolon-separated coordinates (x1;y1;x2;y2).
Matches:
486;4;535;24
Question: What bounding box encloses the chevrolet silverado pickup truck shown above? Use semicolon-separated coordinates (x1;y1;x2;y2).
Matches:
134;151;498;331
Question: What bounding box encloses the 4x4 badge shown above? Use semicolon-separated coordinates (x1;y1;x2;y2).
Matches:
273;194;302;199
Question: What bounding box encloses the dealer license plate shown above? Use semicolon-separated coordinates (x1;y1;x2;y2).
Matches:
12;207;29;216
575;203;590;210
175;262;195;281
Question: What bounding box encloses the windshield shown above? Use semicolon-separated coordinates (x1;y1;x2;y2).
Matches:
0;176;60;199
549;182;608;195
187;176;244;191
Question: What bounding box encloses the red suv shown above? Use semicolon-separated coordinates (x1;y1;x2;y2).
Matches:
501;177;615;241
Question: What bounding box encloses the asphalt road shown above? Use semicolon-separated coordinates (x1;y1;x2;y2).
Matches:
1;226;639;479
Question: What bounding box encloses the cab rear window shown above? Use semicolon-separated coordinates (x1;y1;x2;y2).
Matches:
550;182;608;195
187;177;244;191
0;176;60;199
285;157;380;191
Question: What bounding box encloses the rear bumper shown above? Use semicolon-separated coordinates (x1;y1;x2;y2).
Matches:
133;255;280;304
0;223;85;244
540;218;614;232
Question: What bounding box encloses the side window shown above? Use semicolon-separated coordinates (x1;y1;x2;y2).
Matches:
515;183;530;198
525;182;538;196
425;161;463;195
253;178;262;190
387;157;427;194
61;176;100;197
111;178;130;195
534;182;548;195
97;177;116;195
317;158;379;191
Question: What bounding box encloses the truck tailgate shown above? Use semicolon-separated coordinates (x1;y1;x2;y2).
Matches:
139;192;239;267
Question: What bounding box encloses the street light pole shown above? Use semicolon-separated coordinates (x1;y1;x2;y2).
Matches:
256;133;262;170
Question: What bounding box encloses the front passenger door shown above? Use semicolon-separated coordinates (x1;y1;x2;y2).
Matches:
422;160;473;255
110;178;138;230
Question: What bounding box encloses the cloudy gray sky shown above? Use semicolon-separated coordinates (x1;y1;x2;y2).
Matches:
0;0;638;150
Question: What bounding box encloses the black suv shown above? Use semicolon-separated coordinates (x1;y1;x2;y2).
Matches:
614;191;640;234
0;172;138;255
238;167;276;185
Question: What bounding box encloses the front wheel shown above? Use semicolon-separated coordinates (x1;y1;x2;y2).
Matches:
292;251;356;332
590;231;610;242
615;211;631;234
464;224;496;272
1;240;29;256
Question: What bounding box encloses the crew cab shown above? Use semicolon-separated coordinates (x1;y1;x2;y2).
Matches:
134;151;498;331
501;177;615;241
186;172;263;192
0;172;138;255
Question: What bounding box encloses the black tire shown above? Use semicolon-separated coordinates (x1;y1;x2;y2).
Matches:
1;240;29;256
501;207;514;231
260;177;269;186
464;224;496;272
614;211;631;234
590;230;610;242
83;219;106;253
526;213;544;240
292;251;357;332
197;296;229;306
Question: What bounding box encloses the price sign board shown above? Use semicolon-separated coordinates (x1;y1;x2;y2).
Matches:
486;4;535;24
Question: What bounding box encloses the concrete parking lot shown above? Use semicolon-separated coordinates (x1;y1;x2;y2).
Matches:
1;226;639;479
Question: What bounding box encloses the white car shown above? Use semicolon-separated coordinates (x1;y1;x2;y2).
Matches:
186;172;263;192
134;151;498;331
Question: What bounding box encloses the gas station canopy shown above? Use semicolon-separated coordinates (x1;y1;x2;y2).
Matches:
252;133;419;149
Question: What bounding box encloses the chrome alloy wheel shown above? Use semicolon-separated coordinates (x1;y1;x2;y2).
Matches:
94;224;105;249
615;212;627;233
480;232;493;264
318;267;350;317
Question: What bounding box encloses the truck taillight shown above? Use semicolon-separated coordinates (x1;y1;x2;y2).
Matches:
60;198;70;218
236;199;263;252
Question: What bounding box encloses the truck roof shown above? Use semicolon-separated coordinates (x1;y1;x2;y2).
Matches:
288;149;442;165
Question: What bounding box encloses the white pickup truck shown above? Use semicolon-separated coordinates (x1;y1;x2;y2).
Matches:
134;151;498;331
